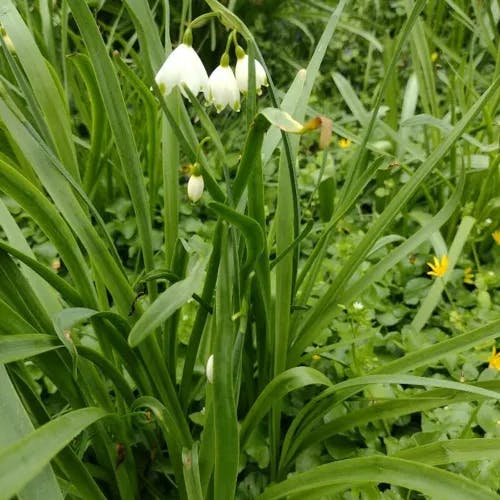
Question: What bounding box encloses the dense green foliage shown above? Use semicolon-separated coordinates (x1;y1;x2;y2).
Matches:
0;0;499;499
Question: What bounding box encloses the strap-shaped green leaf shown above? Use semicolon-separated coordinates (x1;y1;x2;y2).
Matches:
0;407;108;500
394;438;500;465
0;366;64;500
0;335;61;364
240;367;332;449
66;0;155;291
128;259;206;347
260;456;498;500
209;201;265;273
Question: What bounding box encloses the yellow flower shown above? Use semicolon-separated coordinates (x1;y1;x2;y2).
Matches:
463;267;474;285
488;346;500;370
492;230;500;245
338;138;351;149
431;52;439;63
427;255;448;278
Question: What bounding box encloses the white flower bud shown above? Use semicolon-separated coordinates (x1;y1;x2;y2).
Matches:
235;54;268;95
187;174;204;202
155;43;208;97
206;354;214;384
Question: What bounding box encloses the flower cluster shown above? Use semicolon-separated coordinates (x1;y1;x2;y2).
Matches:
154;35;268;113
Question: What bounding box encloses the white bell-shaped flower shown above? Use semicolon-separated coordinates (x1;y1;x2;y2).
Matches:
206;354;214;384
187;174;204;202
206;54;240;112
155;41;208;97
235;48;268;95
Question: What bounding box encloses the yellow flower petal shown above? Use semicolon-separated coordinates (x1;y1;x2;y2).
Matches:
426;254;448;278
492;230;500;245
488;346;500;370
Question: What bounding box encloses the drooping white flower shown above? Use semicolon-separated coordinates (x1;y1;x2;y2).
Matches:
206;354;214;383
155;43;208;97
234;49;268;95
206;54;240;112
187;174;204;202
353;301;364;311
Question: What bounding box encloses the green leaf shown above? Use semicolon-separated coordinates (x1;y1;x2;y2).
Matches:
0;198;61;315
376;318;500;376
394;438;500;465
183;443;204;500
0;407;108;500
0;335;61;364
259;456;497;500
280;371;500;472
66;0;155;287
0;366;64;500
212;227;239;500
209;202;265;273
0;0;79;179
0;249;53;334
128;259;205;347
240;367;332;449
52;307;97;378
0;239;83;307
